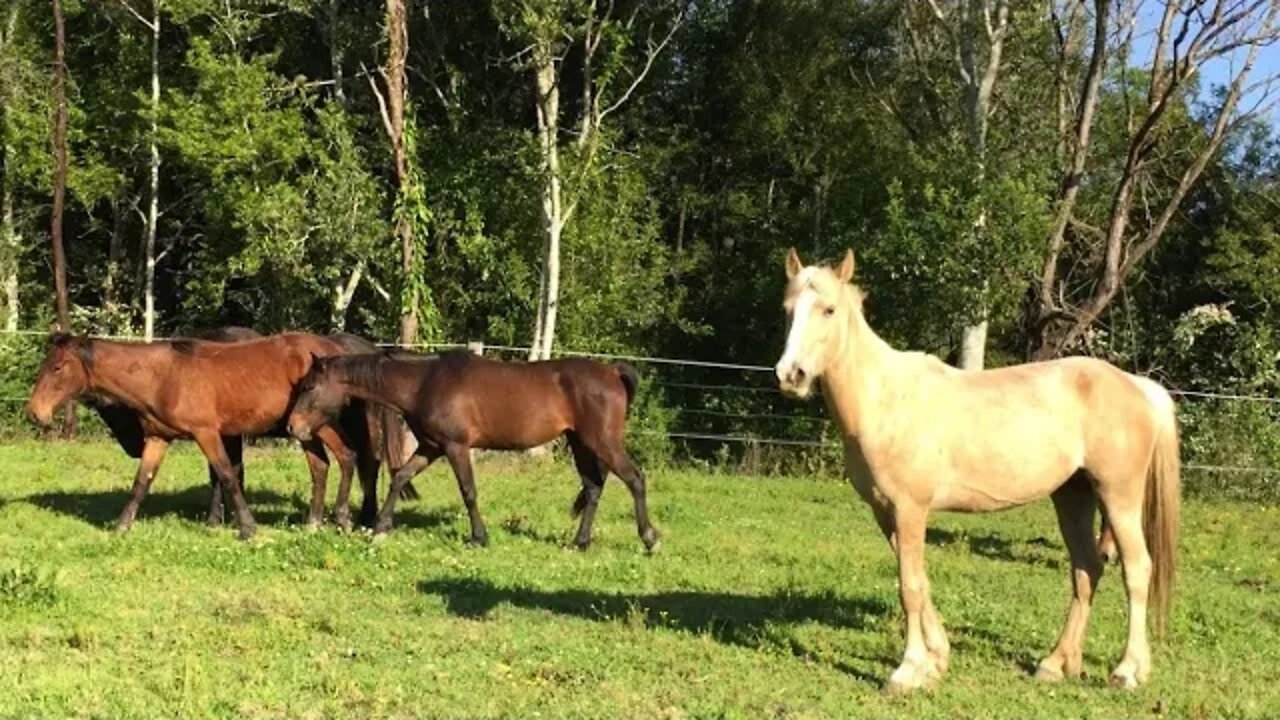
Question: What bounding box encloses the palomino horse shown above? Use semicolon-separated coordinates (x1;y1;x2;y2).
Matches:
26;332;406;538
286;350;661;552
773;248;1179;693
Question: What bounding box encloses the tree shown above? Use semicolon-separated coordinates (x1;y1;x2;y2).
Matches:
1030;0;1280;359
118;0;161;340
498;0;682;360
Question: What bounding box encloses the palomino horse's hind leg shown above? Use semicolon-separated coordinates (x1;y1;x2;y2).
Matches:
1036;475;1104;682
566;432;607;549
867;502;949;674
885;503;943;694
115;437;170;533
1097;499;1153;688
193;432;258;540
443;443;489;547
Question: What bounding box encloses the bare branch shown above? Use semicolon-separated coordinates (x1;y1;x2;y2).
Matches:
361;62;396;142
117;0;156;32
597;10;684;122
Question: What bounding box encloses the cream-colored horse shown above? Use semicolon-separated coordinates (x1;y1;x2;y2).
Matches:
774;248;1179;693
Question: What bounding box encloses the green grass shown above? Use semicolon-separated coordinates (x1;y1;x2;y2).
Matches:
0;440;1277;719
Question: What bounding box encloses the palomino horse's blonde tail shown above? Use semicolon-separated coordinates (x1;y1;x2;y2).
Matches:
1144;403;1181;637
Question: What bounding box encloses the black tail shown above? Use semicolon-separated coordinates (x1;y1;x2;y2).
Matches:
615;362;639;414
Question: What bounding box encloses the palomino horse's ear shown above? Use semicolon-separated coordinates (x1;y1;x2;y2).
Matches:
835;249;855;283
785;247;803;279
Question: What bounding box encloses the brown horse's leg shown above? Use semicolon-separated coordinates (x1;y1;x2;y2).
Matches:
300;437;330;530
194;432;258;540
1036;475;1104;682
566;432;607;550
584;437;660;553
314;424;357;531
374;450;437;536
116;437;170;533
443;443;489;547
885;503;940;694
207;435;244;527
355;448;381;530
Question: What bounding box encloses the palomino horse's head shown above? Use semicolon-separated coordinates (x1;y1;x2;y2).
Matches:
287;354;346;442
775;247;860;398
27;333;94;426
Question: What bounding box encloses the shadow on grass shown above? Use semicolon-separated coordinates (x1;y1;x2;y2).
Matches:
24;486;308;528
418;576;896;684
927;527;1063;569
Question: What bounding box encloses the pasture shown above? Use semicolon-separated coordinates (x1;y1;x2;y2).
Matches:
0;440;1277;719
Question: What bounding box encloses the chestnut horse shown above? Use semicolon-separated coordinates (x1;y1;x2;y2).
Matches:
286;350;661;552
774;248;1179;693
26;332;406;538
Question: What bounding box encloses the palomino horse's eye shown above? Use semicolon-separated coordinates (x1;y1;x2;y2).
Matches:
823;306;835;317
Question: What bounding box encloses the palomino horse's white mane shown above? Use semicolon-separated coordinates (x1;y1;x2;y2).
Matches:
775;247;1180;694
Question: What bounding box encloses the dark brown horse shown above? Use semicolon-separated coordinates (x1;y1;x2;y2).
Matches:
26;332;406;538
287;351;661;552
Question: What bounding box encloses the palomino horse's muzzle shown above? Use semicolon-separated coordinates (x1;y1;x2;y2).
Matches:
774;360;813;398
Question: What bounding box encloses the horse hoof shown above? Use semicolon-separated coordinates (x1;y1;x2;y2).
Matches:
113;522;133;535
1108;669;1141;690
645;538;663;555
238;526;257;542
571;539;591;552
1034;661;1065;683
303;522;321;534
466;535;490;548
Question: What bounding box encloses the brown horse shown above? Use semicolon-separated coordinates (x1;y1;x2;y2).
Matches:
774;248;1179;692
286;350;661;552
26;332;404;538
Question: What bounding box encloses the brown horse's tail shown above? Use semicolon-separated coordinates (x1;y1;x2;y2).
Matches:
377;405;419;501
1144;397;1181;637
615;363;640;414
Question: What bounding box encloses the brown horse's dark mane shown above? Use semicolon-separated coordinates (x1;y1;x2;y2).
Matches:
321;349;447;392
50;332;95;369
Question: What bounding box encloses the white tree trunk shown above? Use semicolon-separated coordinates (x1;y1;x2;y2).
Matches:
1;5;19;331
1;176;17;333
143;8;160;342
331;260;364;331
531;50;562;362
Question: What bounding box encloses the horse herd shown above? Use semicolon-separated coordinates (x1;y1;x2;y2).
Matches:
21;248;1181;695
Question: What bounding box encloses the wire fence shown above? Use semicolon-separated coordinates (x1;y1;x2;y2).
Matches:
2;328;1277;476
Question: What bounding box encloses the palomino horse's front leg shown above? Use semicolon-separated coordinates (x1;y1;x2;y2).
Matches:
868;503;949;675
886;504;943;694
115;437;170;533
1037;479;1104;681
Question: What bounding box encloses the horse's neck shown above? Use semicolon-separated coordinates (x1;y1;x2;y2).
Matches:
340;365;415;415
820;317;901;439
86;342;167;408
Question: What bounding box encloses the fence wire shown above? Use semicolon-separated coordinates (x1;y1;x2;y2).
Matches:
2;329;1277;474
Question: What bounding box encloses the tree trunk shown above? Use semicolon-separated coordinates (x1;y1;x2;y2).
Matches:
103;198;126;315
51;0;74;436
530;48;562;362
143;6;160;342
385;0;416;347
0;5;17;332
331;260;364;332
1;166;17;333
329;0;346;108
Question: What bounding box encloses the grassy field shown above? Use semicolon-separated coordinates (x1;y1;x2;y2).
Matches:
0;440;1277;719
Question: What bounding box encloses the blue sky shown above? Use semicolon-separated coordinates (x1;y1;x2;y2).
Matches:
1129;3;1280;127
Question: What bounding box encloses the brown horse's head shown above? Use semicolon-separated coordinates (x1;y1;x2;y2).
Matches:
27;333;94;426
287;354;346;441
